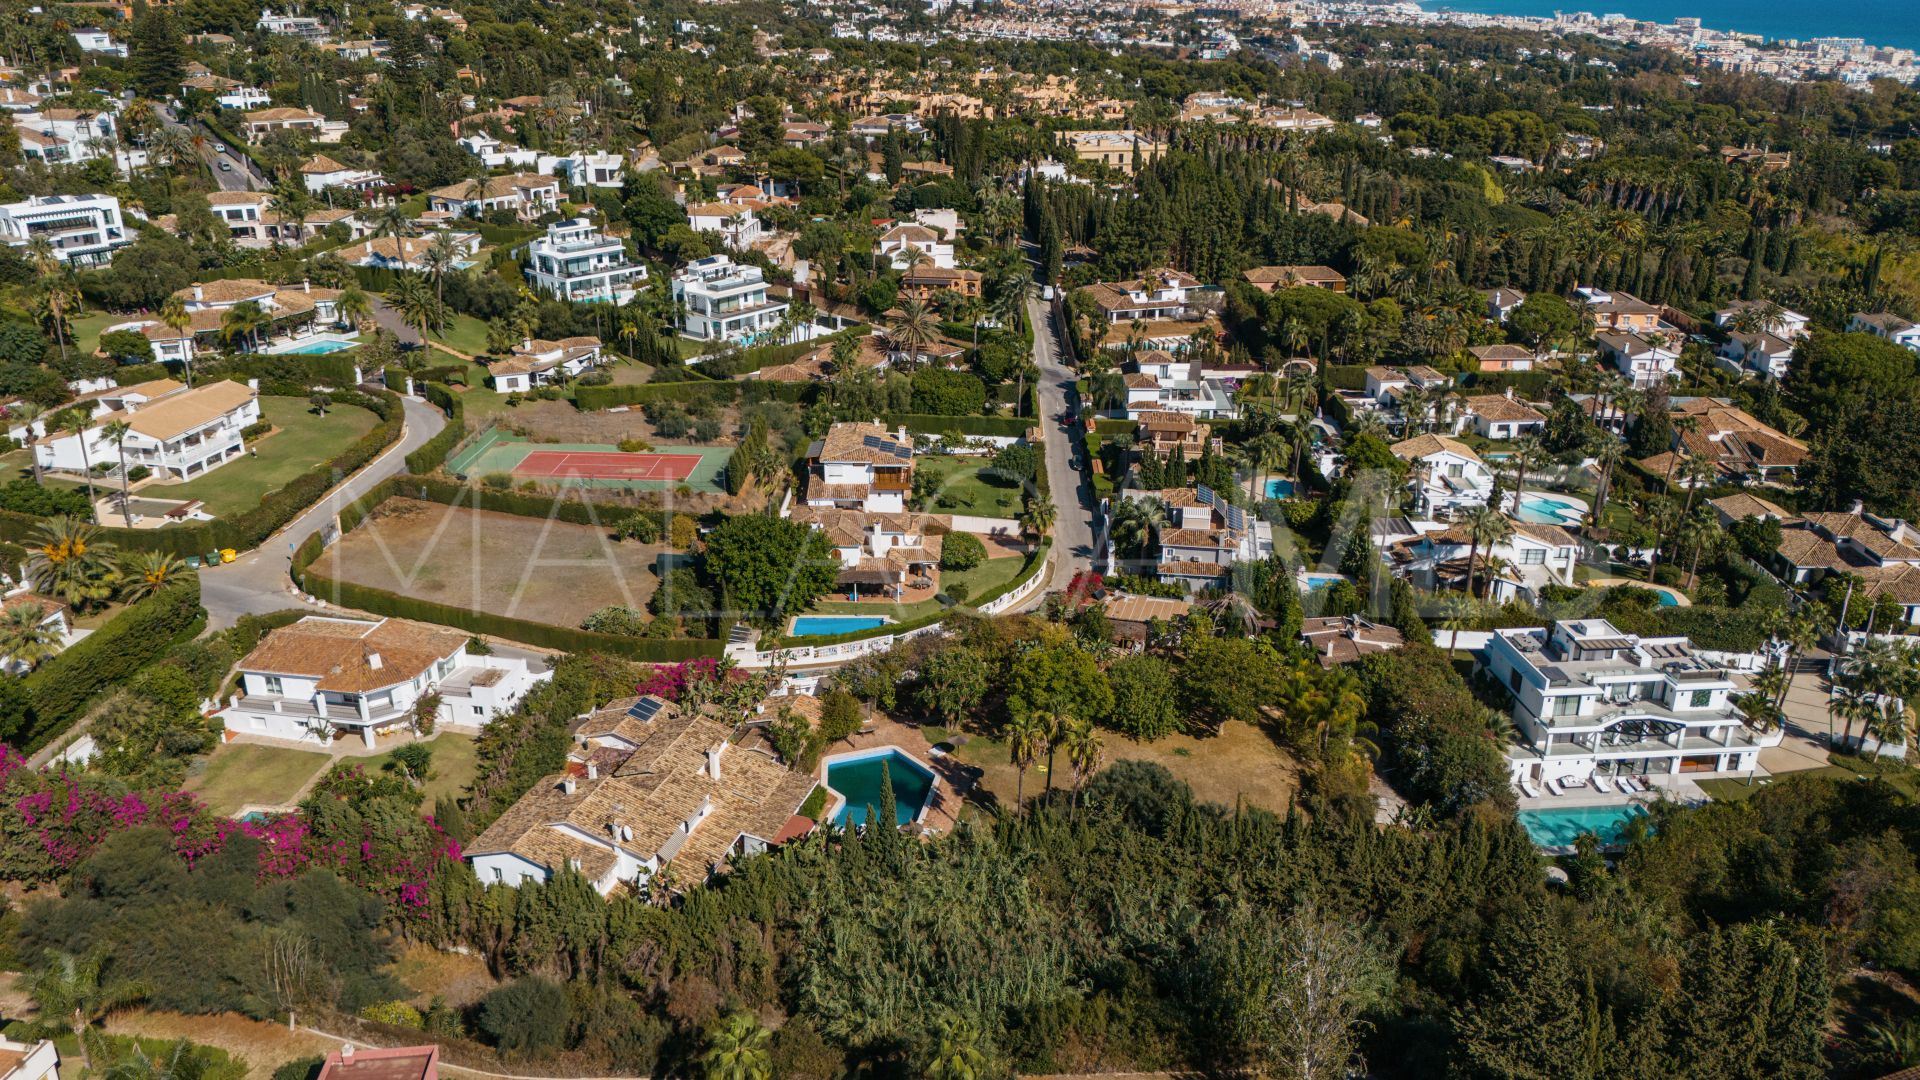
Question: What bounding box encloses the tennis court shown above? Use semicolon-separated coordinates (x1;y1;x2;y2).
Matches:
515;449;701;481
448;428;731;492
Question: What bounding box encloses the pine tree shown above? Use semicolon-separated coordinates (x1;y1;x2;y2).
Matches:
128;8;185;100
1452;905;1595;1078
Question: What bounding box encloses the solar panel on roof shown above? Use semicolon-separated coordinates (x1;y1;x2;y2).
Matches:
626;698;663;722
861;434;910;459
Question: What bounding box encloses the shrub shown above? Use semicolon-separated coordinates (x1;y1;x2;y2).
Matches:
482;472;513;489
359;1000;425;1029
477;977;570;1055
272;1058;326;1080
240;420;273;440
941;531;987;571
125;466;150;483
614;512;660;543
0;478;90;518
581;606;649;636
617;436;655;453
668;513;697;550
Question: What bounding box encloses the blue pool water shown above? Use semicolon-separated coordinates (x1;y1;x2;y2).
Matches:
1516;494;1584;525
827;749;935;827
1264;478;1295;499
1655;591;1680;607
1301;573;1346;591
1517;804;1649;847
790;615;888;637
283;340;355;355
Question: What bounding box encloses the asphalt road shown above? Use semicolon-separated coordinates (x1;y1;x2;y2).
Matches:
197;394;447;628
1024;291;1097;601
156;103;262;192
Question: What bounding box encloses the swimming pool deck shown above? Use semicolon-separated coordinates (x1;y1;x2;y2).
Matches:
820;718;970;833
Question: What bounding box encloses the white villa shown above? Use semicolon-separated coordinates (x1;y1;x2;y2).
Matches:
524;218;646;305
1848;312;1920;354
685;202;763;249
672;255;789;345
874;223;955;270
1457;391;1546;440
787;506;948;598
217;616;548;748
33;380;260;480
1386;517;1580;603
465;694;816;895
490;336;605;394
1715;301;1809;340
333;232;482;271
802;421;914;514
1120;350;1240;421
426;173;562;221
109;279;354;366
1118;484;1272;594
10;108;145;174
1595;331;1680;387
1391;434;1494;518
1082;269;1201;324
300;154;386;196
0;575;70;674
0;195;130;267
1480;620;1779;789
1717;330;1796;381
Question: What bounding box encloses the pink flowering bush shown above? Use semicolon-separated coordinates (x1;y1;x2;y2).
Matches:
636;657;731;702
0;745;456;914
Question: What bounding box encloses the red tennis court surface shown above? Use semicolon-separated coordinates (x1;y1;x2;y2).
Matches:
514;450;701;480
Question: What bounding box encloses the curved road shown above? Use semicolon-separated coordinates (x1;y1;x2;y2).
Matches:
197;394;447;627
1025;292;1097;601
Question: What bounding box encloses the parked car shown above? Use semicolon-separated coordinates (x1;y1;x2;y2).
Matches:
218;161;233;172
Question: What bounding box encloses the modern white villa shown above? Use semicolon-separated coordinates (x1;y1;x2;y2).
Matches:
465;694;816;895
489;336;605;393
1391;434;1494;518
0;194;130;266
216;616;548;748
1479;619;1779;789
672;254;789;344
1120;350;1240;421
524;217;646;305
33;380;261;480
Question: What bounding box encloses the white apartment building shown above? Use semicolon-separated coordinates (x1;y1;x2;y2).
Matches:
802;421;914;514
1480;619;1780;788
524;218;646;305
218;616;549;749
0;194;129;267
672;254;789;345
34;380;261;480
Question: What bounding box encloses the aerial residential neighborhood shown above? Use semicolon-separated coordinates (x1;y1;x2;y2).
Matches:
0;0;1918;1077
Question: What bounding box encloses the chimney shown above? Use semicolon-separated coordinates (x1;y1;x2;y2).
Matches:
365;651;382;670
1504;386;1514;401
191;283;203;301
340;1045;354;1063
302;278;311;293
522;336;533;351
705;741;725;781
561;777;577;795
586;761;598;780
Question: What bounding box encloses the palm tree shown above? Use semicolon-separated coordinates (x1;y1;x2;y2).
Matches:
119;551;188;602
1017;497;1055;544
392;274;442;341
1107;497;1167;562
54;408;100;514
376;201;411;242
1439;594;1476;656
1463;503;1514;600
1061;716;1103;810
220;300;271;354
1005;709;1047;809
1588;438;1624;537
158;295;194;384
26;238;71;360
700;1012;771;1080
1677;506;1720;591
1507;434;1547;509
336;285;372;332
27;518;117;609
21;951;148;1075
98;419;136;528
1865;697;1911;761
0;602;60;670
1247;430;1289;504
422;230;462;302
10;402;47;483
1833;681;1880;752
887;297;939;363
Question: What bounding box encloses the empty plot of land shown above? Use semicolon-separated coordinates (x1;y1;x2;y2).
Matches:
312;499;667;627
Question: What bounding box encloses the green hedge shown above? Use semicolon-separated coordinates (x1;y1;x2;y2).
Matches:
291;530;720;660
574;381;740;411
1324;364;1369;392
4;577;205;752
404;383;466;473
882;413;1032;438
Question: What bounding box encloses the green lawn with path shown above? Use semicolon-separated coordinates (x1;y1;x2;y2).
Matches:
420;313;494;358
914;455;1024;517
183;743;332;815
154;395;378;516
807;553;1029;622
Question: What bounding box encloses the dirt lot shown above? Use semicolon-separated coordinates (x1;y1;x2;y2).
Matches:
312;499;669;627
487;397;748;448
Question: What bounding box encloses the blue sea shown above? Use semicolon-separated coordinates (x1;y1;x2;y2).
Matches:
1426;0;1920;51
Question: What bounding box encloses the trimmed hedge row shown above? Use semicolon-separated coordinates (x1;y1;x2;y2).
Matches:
574;381;740;411
883;413;1033;438
405;383;466;473
291;529;720;660
3;577;205;752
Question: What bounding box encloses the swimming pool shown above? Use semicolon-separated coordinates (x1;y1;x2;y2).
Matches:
825;748;936;827
1516;804;1649;847
1654;590;1680;607
790;615;889;637
1301;573;1346;591
282;339;356;355
1515;494;1584;525
1264;478;1295;499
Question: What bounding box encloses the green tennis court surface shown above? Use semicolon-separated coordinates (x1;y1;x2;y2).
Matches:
449;428;730;492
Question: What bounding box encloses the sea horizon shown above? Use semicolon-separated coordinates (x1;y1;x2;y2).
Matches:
1422;0;1920;53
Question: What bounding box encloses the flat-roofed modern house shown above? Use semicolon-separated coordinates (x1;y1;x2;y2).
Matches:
33;380;261;481
1391;434;1494;518
465;695;817;894
1479;619;1780;789
0;194;129;266
672;254;789;345
216;616;548;748
524;217;646;305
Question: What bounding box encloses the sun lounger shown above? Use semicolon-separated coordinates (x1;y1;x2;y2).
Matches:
1618;776;1641;793
1548;778;1568;795
1592;776;1614;794
1519;780;1543;799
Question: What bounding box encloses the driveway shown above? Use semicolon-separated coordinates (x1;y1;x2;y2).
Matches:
369;295;423;346
1757;669;1841;774
1023;292;1096;602
197;394;447;627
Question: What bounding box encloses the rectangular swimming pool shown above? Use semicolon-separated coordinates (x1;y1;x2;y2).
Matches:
1264;478;1295;499
282;340;356;355
790;615;889;637
1517;804;1649;847
826;748;936;827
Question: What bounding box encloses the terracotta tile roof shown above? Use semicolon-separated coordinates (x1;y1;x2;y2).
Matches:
238;616;469;692
1242;264;1344;286
1460;394;1545;424
300;154;349;173
1101;593;1192;624
177;279;278;305
124;380;257;441
1156;559;1232;580
1391;433;1482;464
817;421;914;465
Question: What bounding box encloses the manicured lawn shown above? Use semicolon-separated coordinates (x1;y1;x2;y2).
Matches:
1698;751;1920;803
807;553;1030;622
156;396;379;516
70;311;121;358
184;742;332;815
424;313;494;358
367;731;478;805
915;455;1024;517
